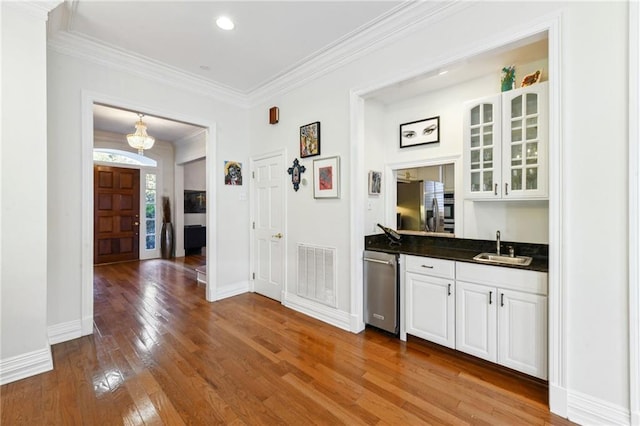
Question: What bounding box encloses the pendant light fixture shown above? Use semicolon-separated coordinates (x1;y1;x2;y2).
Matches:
126;113;155;155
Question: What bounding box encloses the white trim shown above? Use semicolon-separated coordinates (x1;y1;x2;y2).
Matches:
48;320;82;345
349;90;366;333
81;92;94;336
47;2;469;109
349;11;565;417
249;2;470;105
0;346;53;386
205;126;217;303
213;281;250;301
568;390;631;426
284;293;352;332
5;1;61;21
49;32;248;108
545;13;567;418
81;91;218;327
629;1;640;424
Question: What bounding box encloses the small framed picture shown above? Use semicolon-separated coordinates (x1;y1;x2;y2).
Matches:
224;161;243;185
300;121;321;158
313;156;340;199
399;116;439;148
368;171;381;195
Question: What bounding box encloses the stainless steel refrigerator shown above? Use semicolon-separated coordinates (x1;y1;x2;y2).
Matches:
397;180;445;232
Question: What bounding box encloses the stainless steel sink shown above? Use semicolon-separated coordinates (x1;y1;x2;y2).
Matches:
473;252;533;266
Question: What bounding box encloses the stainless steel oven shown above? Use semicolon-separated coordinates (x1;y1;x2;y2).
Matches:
444;192;454;233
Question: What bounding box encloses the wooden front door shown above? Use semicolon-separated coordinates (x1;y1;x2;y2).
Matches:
94;166;140;264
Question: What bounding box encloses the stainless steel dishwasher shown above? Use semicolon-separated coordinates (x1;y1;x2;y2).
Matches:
363;250;399;334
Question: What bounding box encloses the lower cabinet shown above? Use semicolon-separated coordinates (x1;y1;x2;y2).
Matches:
455;281;547;379
406;272;455;348
403;255;548;380
405;255;456;349
455;262;548;380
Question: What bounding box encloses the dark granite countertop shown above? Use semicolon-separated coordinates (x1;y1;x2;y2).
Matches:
365;233;549;273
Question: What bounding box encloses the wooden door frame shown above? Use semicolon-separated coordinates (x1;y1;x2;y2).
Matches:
81;92;218;337
249;149;287;299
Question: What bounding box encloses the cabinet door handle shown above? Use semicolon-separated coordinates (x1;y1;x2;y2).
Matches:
421;265;434;269
500;293;505;307
489;291;493;304
494;183;498;195
447;283;451;296
505;183;509;195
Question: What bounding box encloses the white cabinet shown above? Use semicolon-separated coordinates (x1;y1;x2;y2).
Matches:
455;262;548;379
464;82;548;200
404;255;455;348
498;289;547;378
455;281;497;361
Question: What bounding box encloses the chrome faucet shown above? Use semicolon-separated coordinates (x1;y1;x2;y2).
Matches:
496;230;501;256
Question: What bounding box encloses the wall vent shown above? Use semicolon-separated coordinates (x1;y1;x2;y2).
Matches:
297;243;336;307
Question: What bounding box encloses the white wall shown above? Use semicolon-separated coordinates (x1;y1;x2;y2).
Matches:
1;2;53;383
247;1;631;422
0;1;630;422
46;49;250;329
371;72;549;243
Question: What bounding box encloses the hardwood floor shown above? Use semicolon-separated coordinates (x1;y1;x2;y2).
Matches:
1;258;574;425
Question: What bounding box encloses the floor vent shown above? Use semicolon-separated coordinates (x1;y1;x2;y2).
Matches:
297;243;336;307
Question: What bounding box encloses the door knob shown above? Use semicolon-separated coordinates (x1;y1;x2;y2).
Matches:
273;233;283;239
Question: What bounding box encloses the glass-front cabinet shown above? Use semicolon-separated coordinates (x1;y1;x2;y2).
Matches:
464;82;548;200
464;94;502;199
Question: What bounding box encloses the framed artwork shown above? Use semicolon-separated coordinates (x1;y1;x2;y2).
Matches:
399;116;439;148
300;121;321;158
184;190;206;213
368;171;381;195
224;161;243;185
313;156;340;199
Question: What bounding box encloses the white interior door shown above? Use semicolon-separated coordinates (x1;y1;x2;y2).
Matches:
252;153;285;301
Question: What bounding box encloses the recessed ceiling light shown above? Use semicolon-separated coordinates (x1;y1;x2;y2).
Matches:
216;16;234;31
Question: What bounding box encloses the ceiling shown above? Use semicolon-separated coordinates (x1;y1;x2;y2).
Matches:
50;1;406;142
50;1;547;143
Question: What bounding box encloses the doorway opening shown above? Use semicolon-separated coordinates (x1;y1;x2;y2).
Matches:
81;95;217;338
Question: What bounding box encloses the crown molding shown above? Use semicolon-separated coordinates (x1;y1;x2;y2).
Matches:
46;1;470;109
5;0;62;21
48;31;251;108
246;1;471;106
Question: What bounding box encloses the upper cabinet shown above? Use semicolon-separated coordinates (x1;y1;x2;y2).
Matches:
463;82;548;200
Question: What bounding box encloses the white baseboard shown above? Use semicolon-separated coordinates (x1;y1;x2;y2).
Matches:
350;313;365;334
214;280;249;301
549;384;568;418
0;346;53;385
568;389;631;425
48;320;82;345
283;292;352;332
81;315;94;336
